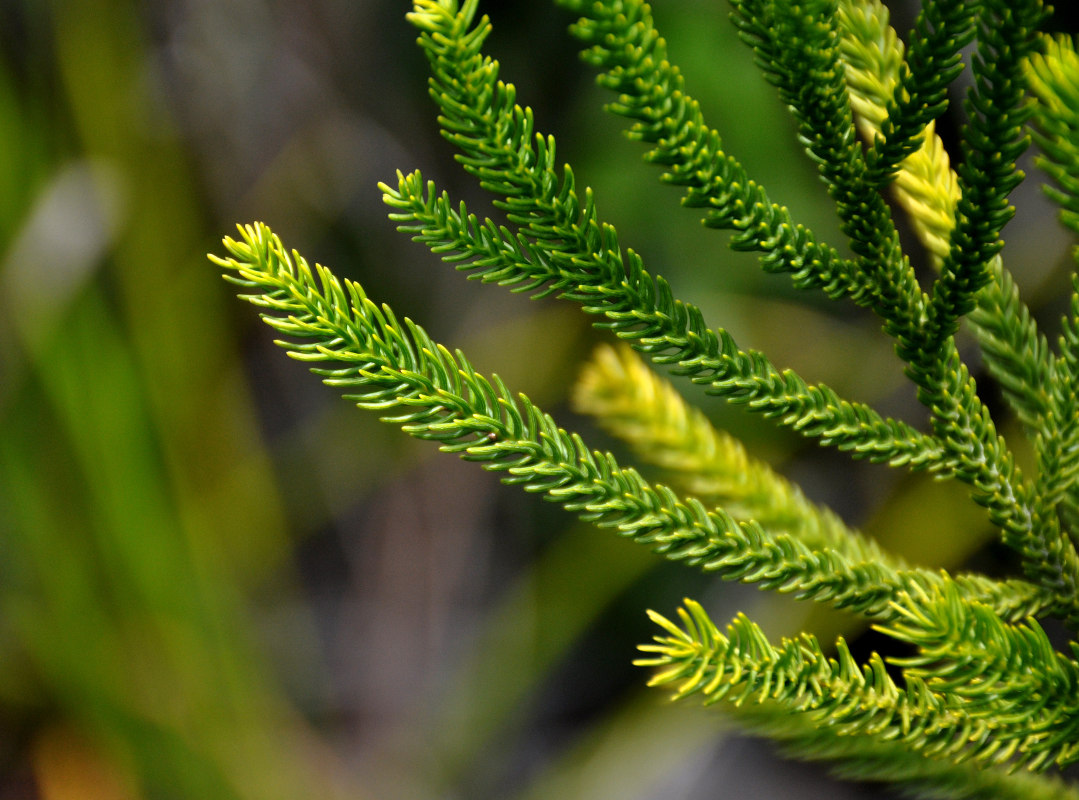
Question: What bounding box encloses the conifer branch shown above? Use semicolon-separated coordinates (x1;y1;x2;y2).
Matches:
942;16;1079;594
836;0;960;268
968;262;1054;430
923;0;1047;351
568;342;1065;622
557;2;1049;579
572;342;893;565
411;0;1079;616
212;1;1079;792
404;2;1047;512
212;222;1056;624
381;170;941;468
838;0;1055;441
1027;35;1079;240
739;703;1079;800
729;0;928;338
833;0;1079;602
1026;35;1079;538
879;584;1079;769
638;597;1079;772
1037;277;1079;549
556;0;867;302
1027;36;1079;470
863;0;977;185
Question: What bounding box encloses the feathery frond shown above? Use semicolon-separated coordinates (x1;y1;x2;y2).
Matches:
879;585;1079;768
837;0;1055;438
739;703;1079;800
923;0;1047;350
729;0;927;336
829;0;1079;600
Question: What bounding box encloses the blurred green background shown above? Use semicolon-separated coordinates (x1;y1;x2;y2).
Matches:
0;1;1074;798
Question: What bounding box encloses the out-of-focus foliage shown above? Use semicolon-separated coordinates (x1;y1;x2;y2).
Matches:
1;1;1075;799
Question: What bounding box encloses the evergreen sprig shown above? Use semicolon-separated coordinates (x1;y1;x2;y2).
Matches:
729;0;927;338
863;0;976;184
637;597;1079;772
1026;36;1079;541
836;0;959;262
1028;36;1079;239
559;0;865;301
925;0;1047;351
213;0;1079;794
556;0;1079;609
737;703;1079;800
735;0;1053;585
880;586;1079;744
381;170;939;468
572;342;886;565
835;0;1056;443
211;222;1050;624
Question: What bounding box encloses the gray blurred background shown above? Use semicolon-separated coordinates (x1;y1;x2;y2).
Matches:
0;1;1075;798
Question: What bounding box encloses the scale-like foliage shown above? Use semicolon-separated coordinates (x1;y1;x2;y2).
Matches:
212;0;1079;795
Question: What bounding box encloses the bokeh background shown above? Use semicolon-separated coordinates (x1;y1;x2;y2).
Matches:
1;1;1076;798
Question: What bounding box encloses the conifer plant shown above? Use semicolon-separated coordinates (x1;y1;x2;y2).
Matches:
211;0;1079;796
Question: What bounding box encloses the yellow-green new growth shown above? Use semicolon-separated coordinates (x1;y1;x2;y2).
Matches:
836;0;961;262
573;342;888;564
